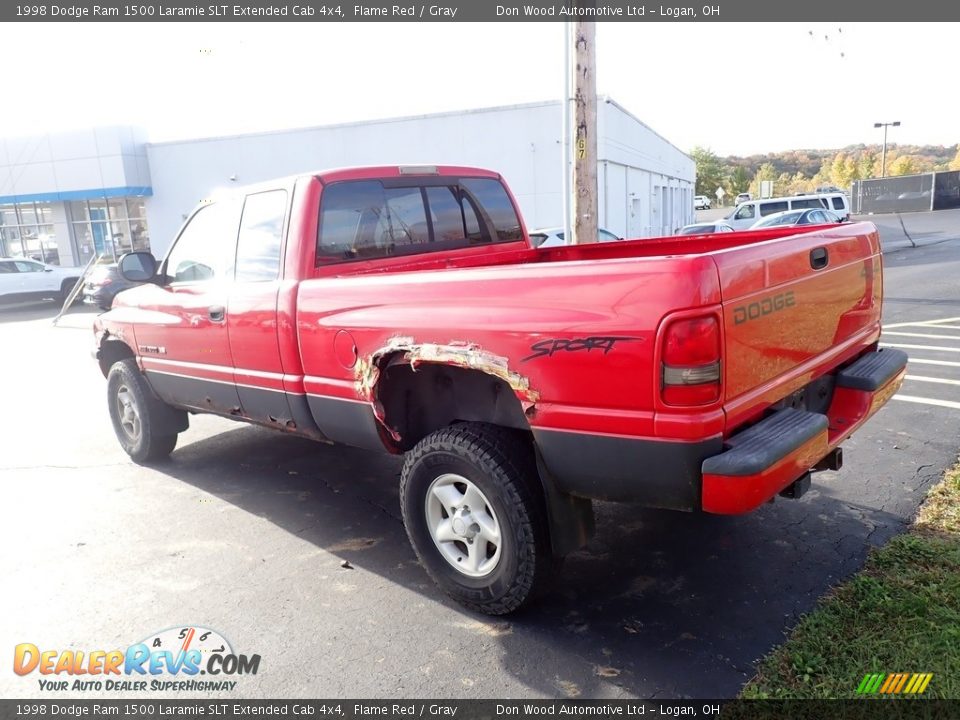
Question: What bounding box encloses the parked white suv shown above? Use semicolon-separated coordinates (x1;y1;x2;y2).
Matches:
725;194;850;230
0;258;82;305
694;195;712;210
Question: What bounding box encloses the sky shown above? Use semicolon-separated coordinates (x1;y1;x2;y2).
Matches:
1;22;956;156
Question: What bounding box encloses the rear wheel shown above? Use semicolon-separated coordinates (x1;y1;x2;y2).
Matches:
107;359;178;463
400;423;552;615
59;279;81;305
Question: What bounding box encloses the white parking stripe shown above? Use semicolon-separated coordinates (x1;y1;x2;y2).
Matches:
883;316;960;329
907;358;960;368
892;395;960;411
927;324;960;330
883;331;960;340
881;343;960;353
905;375;960;387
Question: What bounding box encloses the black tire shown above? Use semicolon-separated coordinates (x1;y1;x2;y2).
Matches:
59;279;82;305
107;359;178;463
400;423;552;615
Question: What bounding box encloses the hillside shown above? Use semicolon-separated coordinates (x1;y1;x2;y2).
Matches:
692;143;960;202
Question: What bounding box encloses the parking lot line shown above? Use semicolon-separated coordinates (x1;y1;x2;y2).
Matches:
883;316;960;329
883;331;960;340
880;342;960;353
892;395;960;411
906;358;960;368
877;317;960;411
905;375;960;387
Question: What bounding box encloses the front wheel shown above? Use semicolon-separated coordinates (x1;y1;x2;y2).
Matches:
107;359;178;463
400;423;552;615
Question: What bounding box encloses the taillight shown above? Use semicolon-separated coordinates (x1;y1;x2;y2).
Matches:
661;315;721;406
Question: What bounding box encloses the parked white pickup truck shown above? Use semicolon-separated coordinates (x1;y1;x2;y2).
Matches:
694;195;712;210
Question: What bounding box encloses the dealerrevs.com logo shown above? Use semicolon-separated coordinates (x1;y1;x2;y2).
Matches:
14;626;260;692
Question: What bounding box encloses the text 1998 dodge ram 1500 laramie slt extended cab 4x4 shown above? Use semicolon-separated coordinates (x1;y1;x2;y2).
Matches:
93;165;906;614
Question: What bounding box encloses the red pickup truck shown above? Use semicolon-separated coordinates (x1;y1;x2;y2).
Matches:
94;165;906;614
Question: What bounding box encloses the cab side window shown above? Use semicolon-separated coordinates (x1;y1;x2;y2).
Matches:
759;201;788;217
734;205;755;220
236;190;287;282
164;202;239;284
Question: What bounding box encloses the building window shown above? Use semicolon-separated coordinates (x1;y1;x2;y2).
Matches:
0;200;60;264
68;197;152;262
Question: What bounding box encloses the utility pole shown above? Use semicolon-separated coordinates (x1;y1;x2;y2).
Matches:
570;21;598;245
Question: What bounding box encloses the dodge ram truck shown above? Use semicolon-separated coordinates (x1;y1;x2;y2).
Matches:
93;165;907;614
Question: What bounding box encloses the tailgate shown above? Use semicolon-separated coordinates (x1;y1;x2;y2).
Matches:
714;222;883;431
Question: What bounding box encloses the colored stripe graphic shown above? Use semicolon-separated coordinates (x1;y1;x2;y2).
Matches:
857;672;932;695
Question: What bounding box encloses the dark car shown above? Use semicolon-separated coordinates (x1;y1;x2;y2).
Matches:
82;263;144;310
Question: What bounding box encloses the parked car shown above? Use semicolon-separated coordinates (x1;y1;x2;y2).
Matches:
83;263;145;310
528;226;621;248
678;221;735;235
694;195;712;210
0;257;81;305
749;208;841;229
93;164;905;615
725;194;845;230
735;192;752;205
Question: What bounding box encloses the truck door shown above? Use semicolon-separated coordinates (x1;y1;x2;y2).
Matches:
133;200;243;416
226;189;293;426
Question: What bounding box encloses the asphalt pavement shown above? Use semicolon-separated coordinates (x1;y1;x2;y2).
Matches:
2;214;959;700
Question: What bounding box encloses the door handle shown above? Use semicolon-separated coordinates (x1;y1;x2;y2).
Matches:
208;305;225;322
810;247;829;270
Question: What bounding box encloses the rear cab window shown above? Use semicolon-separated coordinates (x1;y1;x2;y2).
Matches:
236;190;287;282
316;177;523;264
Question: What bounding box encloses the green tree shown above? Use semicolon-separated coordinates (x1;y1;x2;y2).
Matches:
750;163;778;198
691;146;725;198
729;166;750;194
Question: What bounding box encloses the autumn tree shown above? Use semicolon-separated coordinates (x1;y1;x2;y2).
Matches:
949;146;960;171
888;155;920;176
858;151;878;180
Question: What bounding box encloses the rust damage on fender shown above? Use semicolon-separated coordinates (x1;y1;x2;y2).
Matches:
355;336;539;442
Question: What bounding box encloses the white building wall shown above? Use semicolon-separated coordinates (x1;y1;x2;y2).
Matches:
146;100;694;257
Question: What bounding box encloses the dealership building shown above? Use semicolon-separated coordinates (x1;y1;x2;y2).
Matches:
0;99;695;267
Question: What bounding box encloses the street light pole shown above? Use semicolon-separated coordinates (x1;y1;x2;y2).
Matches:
874;121;901;177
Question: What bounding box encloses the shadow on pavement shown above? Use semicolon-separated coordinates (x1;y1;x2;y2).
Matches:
151;422;912;698
0;301;99;325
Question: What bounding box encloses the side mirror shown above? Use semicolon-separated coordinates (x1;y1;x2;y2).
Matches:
118;251;158;282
